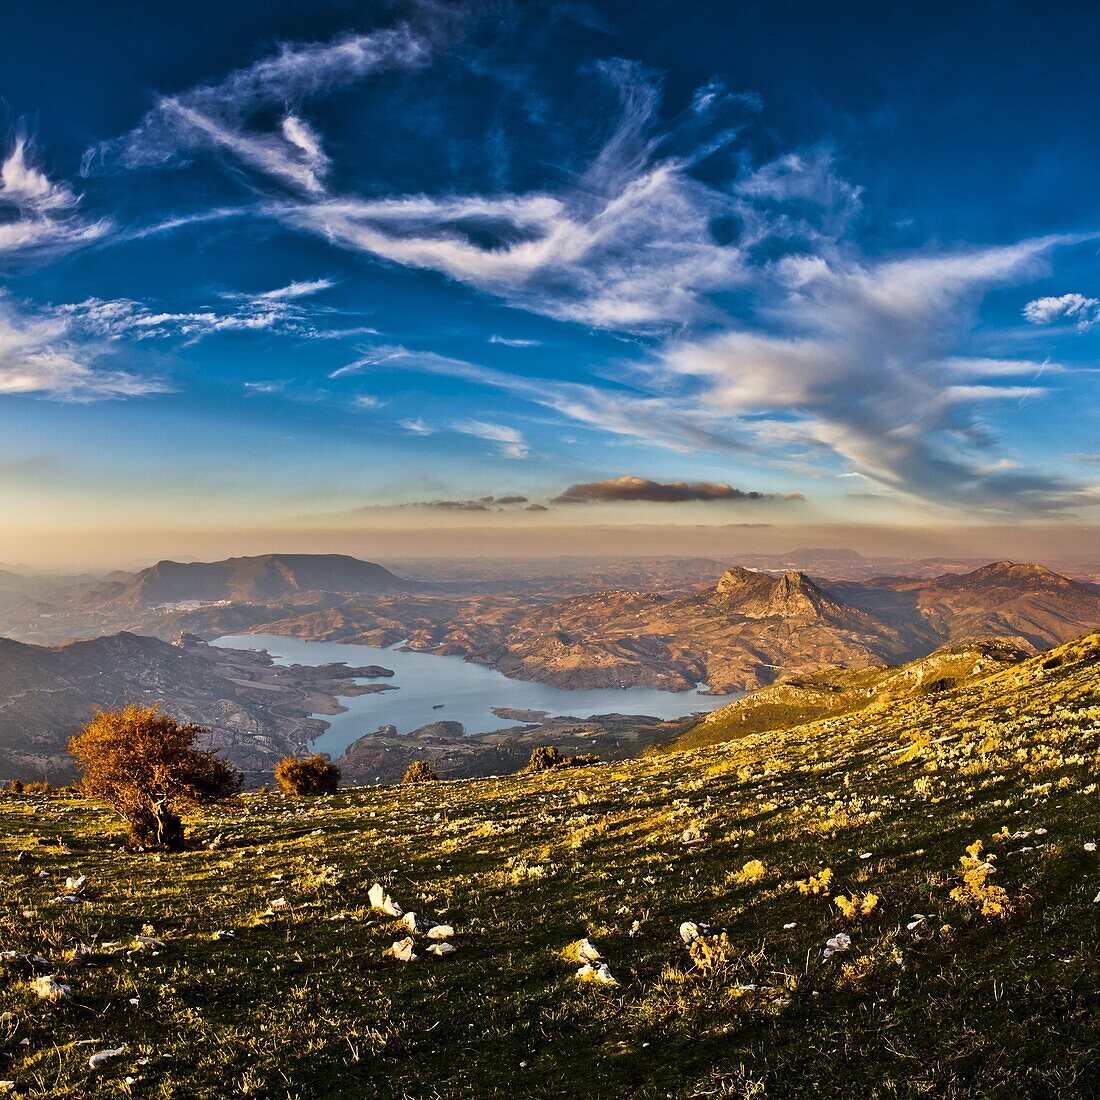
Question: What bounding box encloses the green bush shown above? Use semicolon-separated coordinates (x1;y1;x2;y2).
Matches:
523;746;601;773
402;759;437;784
274;754;340;795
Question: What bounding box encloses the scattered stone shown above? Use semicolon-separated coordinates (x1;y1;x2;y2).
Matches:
576;962;617;985
823;933;851;959
388;937;418;962
402;912;436;934
426;924;455;940
132;936;164;951
427;942;457;957
1;951;50;970
679;921;702;944
368;883;403;917
88;1045;126;1069
578;938;602;963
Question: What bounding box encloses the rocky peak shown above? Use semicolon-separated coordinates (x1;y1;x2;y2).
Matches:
713;566;836;620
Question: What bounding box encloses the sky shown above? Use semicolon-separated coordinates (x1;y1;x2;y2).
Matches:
1;0;1099;569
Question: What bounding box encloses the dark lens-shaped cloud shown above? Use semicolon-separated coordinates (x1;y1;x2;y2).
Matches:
552;476;796;504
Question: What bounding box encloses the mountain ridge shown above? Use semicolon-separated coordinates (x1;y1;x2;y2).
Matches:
107;553;421;607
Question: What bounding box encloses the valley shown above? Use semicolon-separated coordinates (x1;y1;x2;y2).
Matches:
1;552;1099;784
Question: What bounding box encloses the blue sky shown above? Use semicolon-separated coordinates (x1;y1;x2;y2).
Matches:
1;0;1098;565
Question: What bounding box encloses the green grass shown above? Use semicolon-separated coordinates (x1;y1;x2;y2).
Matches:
2;633;1099;1098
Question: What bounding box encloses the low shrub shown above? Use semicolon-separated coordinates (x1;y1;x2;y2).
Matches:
402;759;437;784
274;754;340;795
523;746;601;773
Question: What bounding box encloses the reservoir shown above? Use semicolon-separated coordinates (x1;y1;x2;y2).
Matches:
212;633;737;758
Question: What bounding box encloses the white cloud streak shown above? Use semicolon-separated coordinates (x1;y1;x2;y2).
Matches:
342;345;748;455
54;278;337;343
655;237;1097;512
452;418;530;459
0;133;111;259
84;28;430;195
0;294;167;400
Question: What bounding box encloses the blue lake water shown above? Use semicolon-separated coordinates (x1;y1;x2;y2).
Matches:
212;633;737;758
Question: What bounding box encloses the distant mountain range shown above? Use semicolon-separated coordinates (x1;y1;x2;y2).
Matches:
234;559;1098;693
0;549;1099;786
93;553;421;608
0;554;426;644
1;553;1100;782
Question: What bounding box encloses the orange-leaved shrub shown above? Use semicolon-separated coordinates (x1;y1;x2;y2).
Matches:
68;704;241;850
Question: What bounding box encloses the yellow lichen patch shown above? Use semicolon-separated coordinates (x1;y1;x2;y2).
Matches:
687;933;737;977
729;859;767;886
794;868;833;895
949;840;1012;918
834;892;879;920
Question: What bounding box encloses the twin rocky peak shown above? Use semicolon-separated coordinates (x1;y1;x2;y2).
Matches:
711;566;842;620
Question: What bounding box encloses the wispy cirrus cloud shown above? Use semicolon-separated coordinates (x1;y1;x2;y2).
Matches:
264;62;773;329
0;132;111;259
53;278;337;342
83;28;430;194
0;293;167;399
225;278;336;303
345;344;749;455
489;334;541;347
655;236;1098;513
452;418;529;459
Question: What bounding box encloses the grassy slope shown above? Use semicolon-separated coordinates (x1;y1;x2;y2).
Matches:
1;634;1099;1099
665;639;1030;755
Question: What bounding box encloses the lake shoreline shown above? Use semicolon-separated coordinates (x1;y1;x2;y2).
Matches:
211;632;737;760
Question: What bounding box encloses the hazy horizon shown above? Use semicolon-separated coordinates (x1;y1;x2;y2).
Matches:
5;521;1100;575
